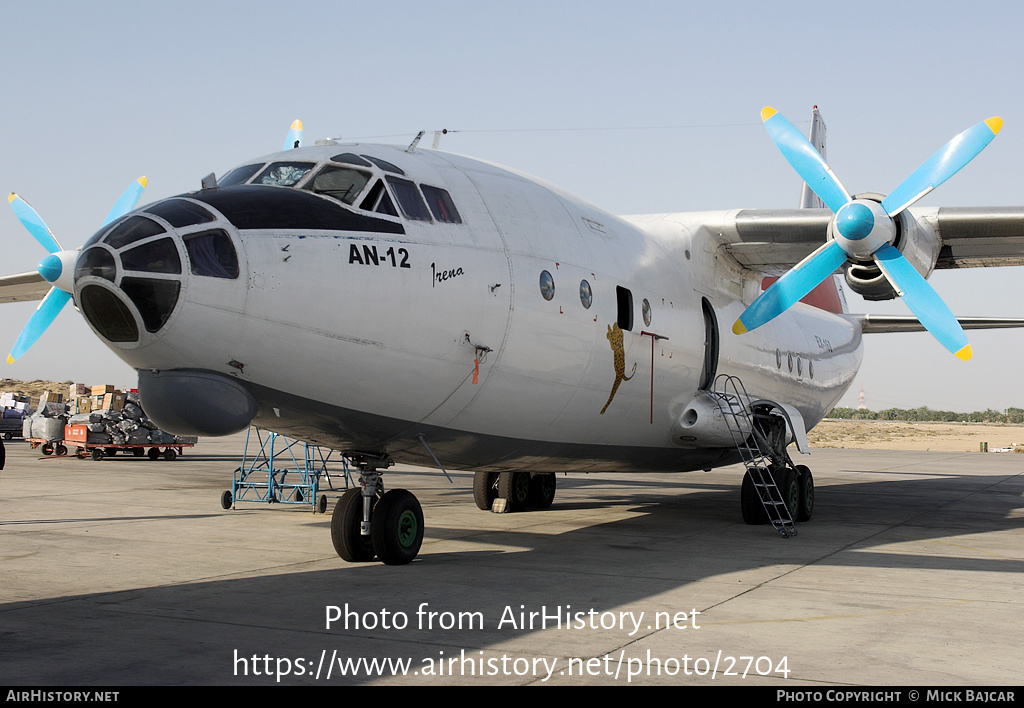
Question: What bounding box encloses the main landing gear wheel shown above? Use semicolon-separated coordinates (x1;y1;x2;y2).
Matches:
331;488;377;562
498;471;531;511
526;473;556;509
473;471;498;510
795;465;814;522
371;489;424;566
740;469;768;525
778;467;800;520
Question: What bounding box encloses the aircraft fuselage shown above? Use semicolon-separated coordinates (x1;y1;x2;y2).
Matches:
74;144;862;474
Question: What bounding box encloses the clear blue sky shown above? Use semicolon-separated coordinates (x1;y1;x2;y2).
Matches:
2;0;1022;412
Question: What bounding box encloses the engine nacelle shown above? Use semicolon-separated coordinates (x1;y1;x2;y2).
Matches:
672;392;750;448
840;193;941;301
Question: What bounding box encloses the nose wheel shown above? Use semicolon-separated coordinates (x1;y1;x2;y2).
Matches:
331;453;424;565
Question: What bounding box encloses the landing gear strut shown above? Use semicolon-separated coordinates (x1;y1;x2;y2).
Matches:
330;453;424;565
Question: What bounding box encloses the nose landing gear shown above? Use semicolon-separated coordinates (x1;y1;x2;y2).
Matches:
330;453;424;565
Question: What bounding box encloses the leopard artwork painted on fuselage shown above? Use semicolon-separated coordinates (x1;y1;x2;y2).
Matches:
600;323;636;414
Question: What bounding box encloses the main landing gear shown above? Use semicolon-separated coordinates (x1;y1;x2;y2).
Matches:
331;453;424;565
473;471;556;512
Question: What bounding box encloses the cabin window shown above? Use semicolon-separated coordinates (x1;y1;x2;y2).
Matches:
616;286;633;331
253;161;315;187
386;176;431;221
304;165;371;205
579;280;592;309
539;271;555;301
642;298;652;327
421;185;462;223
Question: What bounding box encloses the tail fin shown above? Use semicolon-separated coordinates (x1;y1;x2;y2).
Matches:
799;106;827;209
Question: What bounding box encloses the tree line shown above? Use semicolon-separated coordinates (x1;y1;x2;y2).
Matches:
826;407;1024;423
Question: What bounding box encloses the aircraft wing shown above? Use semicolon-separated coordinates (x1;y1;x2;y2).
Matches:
0;270;49;304
720;207;1024;274
857;315;1024;333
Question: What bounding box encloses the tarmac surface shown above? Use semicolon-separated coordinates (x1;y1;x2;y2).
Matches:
0;432;1021;686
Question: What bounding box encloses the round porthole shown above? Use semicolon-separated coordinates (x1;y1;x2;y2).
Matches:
539;270;555;301
776;349;782;369
579;279;592;309
797;357;803;377
642;298;652;327
787;352;793;373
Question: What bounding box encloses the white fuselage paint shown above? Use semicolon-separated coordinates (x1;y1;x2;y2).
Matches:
97;144;862;473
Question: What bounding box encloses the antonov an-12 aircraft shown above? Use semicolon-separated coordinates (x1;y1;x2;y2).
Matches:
4;108;1024;564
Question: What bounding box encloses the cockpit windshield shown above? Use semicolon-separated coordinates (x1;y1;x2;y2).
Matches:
252;161;315;187
303;165;371;205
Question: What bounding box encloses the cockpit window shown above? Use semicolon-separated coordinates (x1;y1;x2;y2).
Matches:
421;185;462;224
145;199;215;228
218;164;263;187
253;161;315;187
386;176;431;221
363;155;405;175
303;165;371;205
360;179;399;217
332;153;372;168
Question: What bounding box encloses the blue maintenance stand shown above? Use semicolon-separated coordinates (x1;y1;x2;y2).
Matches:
222;428;351;513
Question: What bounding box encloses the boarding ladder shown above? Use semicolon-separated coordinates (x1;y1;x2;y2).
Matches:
711;375;796;538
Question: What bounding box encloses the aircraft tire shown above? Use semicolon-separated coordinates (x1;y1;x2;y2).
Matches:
371;489;423;565
527;473;556;509
795;465;814;522
498;471;531;511
778;467;800;520
473;471;497;510
741;469;768;525
332;488;376;562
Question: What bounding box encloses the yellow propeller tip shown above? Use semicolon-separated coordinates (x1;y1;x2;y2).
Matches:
761;106;778;122
6;354;13;364
7;193;16;203
291;119;303;130
955;344;972;361
985;117;1003;135
138;176;147;188
732;320;748;335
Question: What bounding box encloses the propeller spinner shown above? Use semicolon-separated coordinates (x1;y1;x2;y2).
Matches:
6;178;147;363
733;107;1003;360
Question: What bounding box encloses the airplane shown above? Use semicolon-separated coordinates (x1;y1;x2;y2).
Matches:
3;108;1024;565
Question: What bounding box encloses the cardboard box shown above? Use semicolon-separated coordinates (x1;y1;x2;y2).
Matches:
75;396;93;415
91;385;116;396
102;392;125;412
39;390;64;406
69;383;88;399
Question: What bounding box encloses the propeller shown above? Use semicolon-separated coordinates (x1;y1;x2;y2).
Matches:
284;119;303;150
6;177;147;363
733;107;1003;360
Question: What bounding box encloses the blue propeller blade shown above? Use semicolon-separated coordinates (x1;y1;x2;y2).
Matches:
8;194;62;253
761;107;851;213
102;176;147;227
881;117;1002;217
872;244;971;360
284;119;303;150
7;287;71;363
733;240;848;334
